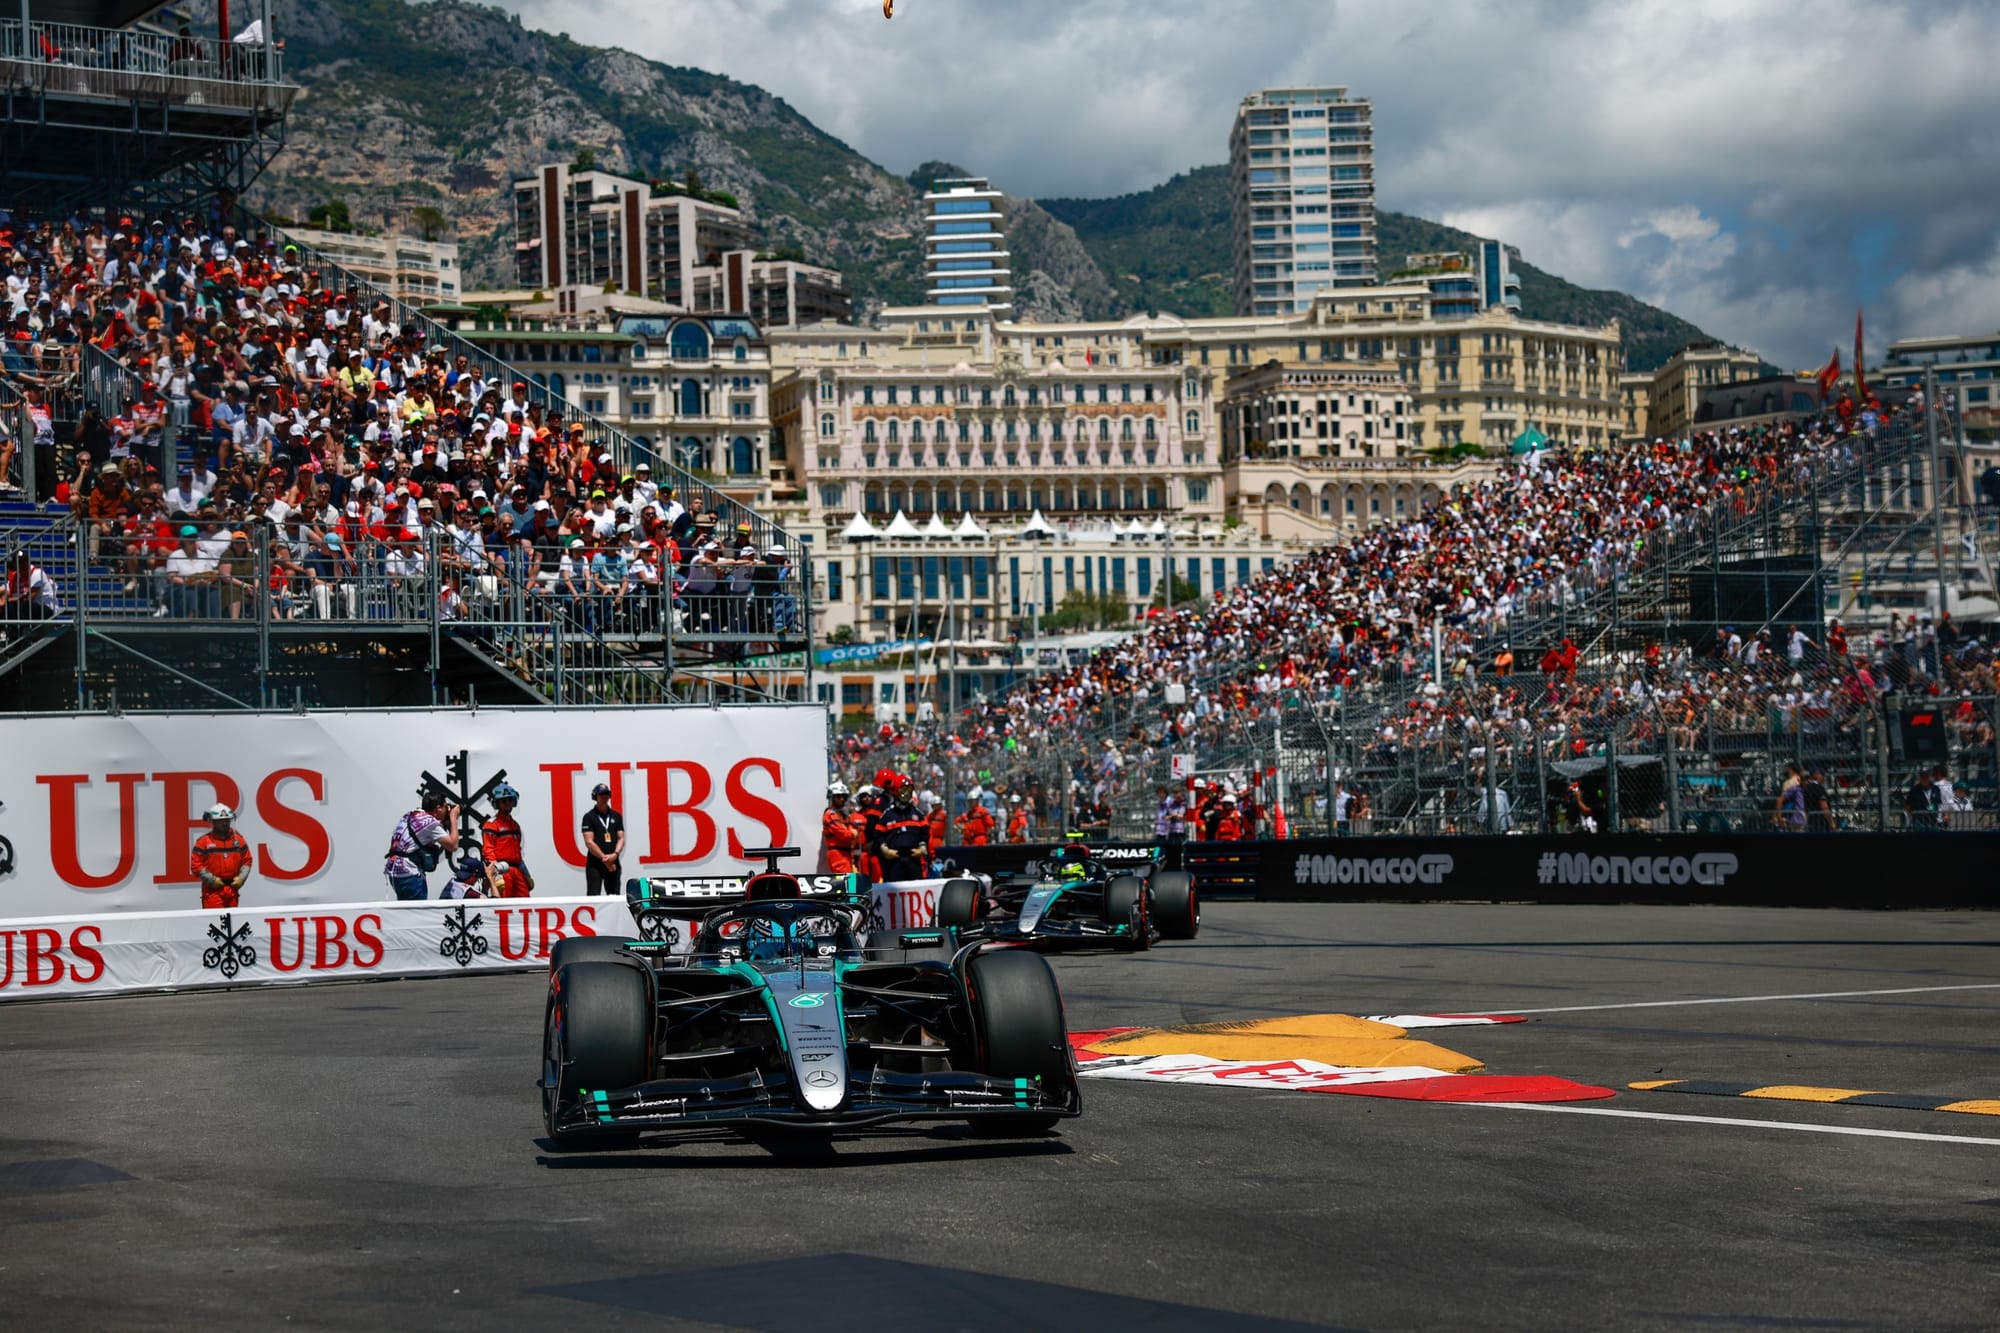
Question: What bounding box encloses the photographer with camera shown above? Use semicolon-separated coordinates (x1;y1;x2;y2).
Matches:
385;789;460;901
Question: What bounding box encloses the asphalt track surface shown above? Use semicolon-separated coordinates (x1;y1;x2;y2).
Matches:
4;904;1999;1332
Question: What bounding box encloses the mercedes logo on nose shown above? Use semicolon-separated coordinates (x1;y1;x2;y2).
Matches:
804;1070;839;1089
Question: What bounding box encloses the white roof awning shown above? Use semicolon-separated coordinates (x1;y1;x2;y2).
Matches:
954;512;989;540
841;512;881;541
1021;508;1058;538
921;513;953;539
882;510;921;539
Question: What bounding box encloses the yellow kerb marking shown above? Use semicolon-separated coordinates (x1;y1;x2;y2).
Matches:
1088;1021;1483;1074
1628;1080;1678;1091
1741;1085;1878;1103
1936;1100;2000;1116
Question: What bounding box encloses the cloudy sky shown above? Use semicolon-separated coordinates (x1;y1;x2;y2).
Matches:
501;0;2000;367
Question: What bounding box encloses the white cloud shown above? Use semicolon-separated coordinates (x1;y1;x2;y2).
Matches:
492;0;2000;365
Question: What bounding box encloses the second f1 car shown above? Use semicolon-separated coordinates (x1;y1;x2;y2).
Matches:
934;840;1199;952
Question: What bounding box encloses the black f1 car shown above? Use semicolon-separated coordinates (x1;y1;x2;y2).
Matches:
934;841;1198;952
540;850;1081;1145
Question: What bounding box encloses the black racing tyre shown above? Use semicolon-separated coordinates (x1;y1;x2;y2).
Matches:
546;961;650;1144
1150;871;1200;940
547;935;633;973
1103;876;1150;950
965;949;1070;1133
936;878;981;930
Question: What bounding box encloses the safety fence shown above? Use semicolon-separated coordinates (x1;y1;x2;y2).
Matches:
0;517;807;705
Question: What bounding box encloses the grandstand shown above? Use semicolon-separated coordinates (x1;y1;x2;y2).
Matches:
849;408;2000;839
1;2;814;712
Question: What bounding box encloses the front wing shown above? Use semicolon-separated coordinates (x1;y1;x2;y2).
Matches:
548;1063;1080;1136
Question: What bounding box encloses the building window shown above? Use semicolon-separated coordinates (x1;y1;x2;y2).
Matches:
819;414;835;439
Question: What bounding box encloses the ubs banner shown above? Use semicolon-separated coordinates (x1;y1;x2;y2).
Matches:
0;706;827;920
0;897;639;1001
1264;833;2000;909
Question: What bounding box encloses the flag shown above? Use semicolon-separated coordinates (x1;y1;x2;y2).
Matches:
1854;309;1867;404
1815;348;1841;402
1084;347;1095;366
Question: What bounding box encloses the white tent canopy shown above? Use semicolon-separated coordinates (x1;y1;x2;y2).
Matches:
882;510;921;539
1148;517;1169;537
1020;508;1058;539
954;512;989;540
921;513;953;539
841;512;881;541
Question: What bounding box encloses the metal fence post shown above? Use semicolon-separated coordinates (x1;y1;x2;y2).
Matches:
1873;706;1892;831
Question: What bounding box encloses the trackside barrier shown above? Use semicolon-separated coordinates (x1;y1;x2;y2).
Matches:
1261;833;2000;909
939;835;2000;908
0;898;640;1003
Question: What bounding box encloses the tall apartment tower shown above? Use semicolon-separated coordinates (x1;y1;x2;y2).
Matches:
1229;86;1377;317
922;176;1014;315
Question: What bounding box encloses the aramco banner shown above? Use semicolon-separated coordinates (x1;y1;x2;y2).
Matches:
0;706;827;920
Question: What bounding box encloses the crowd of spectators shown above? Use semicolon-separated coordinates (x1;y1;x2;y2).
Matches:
841;403;1998;833
0;207;797;638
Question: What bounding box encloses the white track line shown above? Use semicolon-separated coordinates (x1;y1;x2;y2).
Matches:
1505;982;2000;1015
1458;1101;2000;1147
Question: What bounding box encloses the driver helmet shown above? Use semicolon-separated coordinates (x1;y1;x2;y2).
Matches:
204;803;236;824
492;782;520;804
826;779;849;798
1059;861;1090;882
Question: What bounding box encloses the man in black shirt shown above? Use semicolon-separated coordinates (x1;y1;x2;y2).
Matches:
580;782;626;896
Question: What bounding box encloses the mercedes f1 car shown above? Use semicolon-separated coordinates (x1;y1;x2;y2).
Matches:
934;841;1199;952
540;850;1081;1144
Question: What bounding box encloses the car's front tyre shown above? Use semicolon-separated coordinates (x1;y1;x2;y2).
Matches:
964;949;1071;1132
544;961;650;1146
1103;876;1150;951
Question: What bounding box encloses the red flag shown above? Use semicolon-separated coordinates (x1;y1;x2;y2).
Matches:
1854;309;1867;404
1815;348;1841;401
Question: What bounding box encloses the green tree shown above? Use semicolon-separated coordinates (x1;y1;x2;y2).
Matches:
306;199;353;233
572;146;597;171
1148;575;1201;610
684;168;704;197
409;205;448;241
1042;589;1130;631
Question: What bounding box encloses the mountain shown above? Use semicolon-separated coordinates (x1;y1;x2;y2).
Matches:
1040;166;1719;372
253;0;1713;368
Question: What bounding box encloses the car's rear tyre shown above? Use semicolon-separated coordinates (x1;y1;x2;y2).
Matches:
965;949;1069;1132
545;961;650;1145
1150;871;1199;940
936;878;981;930
547;935;632;973
1103;876;1150;951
